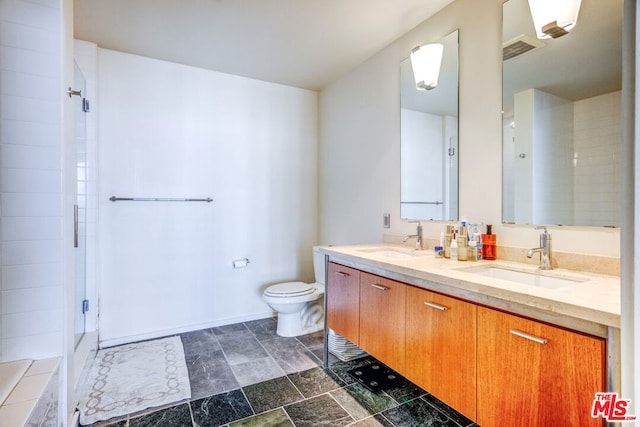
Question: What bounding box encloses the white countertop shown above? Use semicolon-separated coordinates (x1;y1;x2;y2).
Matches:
320;244;620;335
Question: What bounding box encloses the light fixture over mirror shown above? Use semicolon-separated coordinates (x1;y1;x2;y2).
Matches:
527;0;582;39
502;0;621;227
410;43;444;90
401;30;459;222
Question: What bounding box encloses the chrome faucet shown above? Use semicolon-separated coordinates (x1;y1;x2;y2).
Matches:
403;220;424;250
526;226;553;270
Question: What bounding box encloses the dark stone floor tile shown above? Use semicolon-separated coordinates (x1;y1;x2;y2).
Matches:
217;330;269;365
244;318;278;341
382;375;427;403
243;376;304;414
128;403;192;427
181;329;220;355
284;394;353;427
295;330;324;348
421;394;474;427
231;356;285;387
261;336;319;374
328;355;376;385
190;389;253;427
229;408;293;427
330;383;397;421
307;346;326;365
287;367;345;398
213;323;249;335
85;419;127;427
349;414;395;427
297;331;329;365
185;350;239;399
382;397;460;427
310;345;341;365
82;323;475;427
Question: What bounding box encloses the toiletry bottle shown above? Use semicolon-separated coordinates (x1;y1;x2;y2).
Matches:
482;224;496;260
444;225;453;258
472;223;483;261
450;231;458;260
468;241;477;261
457;226;467;261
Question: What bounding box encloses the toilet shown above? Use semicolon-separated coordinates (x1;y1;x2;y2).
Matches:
263;246;325;337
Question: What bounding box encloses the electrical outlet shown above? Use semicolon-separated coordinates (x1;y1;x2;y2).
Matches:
383;213;390;228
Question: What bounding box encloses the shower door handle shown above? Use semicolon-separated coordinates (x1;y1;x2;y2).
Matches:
74;204;79;248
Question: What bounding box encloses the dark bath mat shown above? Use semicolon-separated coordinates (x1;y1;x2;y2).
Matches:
347;363;401;392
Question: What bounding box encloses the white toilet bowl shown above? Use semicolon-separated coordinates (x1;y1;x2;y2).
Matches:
263;247;325;337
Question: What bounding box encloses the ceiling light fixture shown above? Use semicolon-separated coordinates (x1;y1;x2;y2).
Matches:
527;0;582;39
410;43;444;91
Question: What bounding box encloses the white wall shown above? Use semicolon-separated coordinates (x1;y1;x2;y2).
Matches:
400;109;445;220
512;88;574;225
97;49;318;346
0;0;65;361
319;44;400;244
318;0;620;257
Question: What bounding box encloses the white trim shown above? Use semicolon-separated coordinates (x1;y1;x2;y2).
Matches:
97;311;275;348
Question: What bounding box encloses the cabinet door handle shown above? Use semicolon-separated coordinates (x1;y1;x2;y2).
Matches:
509;329;548;344
370;284;389;291
424;301;448;311
335;271;350;277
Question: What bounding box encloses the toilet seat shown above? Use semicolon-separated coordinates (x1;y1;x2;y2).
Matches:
264;282;315;298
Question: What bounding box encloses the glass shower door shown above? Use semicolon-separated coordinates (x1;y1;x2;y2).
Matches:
73;61;88;349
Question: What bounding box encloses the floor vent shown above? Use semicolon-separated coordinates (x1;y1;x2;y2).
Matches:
347;363;402;392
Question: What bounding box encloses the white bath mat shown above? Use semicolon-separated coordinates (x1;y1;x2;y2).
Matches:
77;336;191;425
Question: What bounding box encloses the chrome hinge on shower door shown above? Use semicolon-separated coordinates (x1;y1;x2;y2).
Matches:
82;299;90;314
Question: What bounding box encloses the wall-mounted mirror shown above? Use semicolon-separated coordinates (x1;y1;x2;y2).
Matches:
502;0;622;227
400;30;459;221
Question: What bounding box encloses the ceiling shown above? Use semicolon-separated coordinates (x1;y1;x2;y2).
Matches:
74;0;454;91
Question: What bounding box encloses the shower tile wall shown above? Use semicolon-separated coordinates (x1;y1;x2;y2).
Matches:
0;0;65;361
573;91;622;226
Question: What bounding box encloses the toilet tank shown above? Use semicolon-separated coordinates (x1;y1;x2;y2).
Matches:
312;246;325;284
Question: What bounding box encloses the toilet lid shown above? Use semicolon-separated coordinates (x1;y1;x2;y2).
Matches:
265;282;315;297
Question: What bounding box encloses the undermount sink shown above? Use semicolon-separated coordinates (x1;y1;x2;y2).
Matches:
357;247;428;260
460;265;585;289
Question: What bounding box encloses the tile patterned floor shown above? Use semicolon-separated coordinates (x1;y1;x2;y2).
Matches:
84;318;478;427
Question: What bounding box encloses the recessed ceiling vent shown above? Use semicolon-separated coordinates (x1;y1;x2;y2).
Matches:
503;34;546;61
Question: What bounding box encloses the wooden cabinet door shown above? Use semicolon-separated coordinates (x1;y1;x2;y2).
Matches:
405;286;477;421
477;307;606;427
326;262;361;345
359;272;406;373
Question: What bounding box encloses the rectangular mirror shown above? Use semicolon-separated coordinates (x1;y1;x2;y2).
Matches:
502;0;622;227
400;30;459;221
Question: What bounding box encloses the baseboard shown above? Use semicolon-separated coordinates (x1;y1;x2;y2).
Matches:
98;311;276;348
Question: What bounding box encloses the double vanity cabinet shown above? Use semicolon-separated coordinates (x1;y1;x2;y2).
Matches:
324;246;616;427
